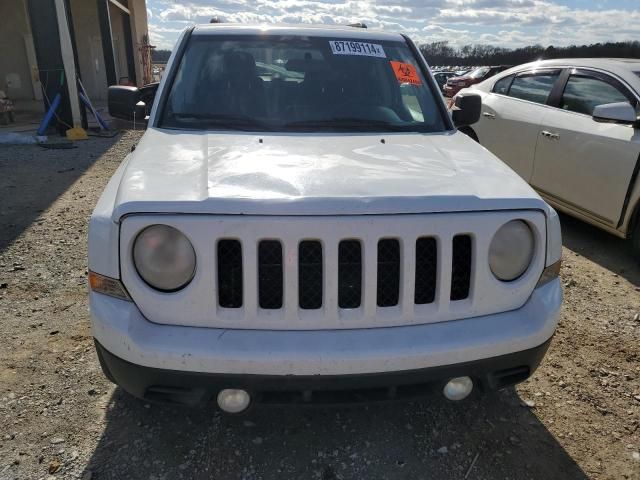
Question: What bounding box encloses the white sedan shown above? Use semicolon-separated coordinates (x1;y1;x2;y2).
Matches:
460;58;640;256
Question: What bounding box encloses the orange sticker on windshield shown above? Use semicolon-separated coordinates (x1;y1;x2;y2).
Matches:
390;61;421;85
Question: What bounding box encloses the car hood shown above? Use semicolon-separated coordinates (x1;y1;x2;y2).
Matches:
112;128;547;219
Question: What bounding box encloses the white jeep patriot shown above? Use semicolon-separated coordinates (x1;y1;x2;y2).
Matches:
89;24;562;412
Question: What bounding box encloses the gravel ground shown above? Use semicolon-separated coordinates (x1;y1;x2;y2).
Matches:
0;131;639;480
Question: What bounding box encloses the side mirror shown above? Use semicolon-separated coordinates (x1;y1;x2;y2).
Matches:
592;102;637;125
108;85;140;121
108;83;159;121
139;82;159;107
451;92;481;127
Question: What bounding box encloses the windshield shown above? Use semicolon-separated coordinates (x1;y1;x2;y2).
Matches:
468;67;490;79
159;34;447;133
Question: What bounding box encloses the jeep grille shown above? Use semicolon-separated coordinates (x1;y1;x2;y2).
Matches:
119;212;546;330
216;235;471;311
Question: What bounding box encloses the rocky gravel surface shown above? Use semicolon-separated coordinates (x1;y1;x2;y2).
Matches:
0;131;639;480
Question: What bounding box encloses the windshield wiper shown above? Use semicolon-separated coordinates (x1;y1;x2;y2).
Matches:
172;113;271;131
283;117;418;131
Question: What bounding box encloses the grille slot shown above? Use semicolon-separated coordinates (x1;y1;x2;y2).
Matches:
338;240;362;309
377;239;400;307
258;240;283;309
451;235;472;301
217;240;243;308
299;241;323;309
414;237;437;304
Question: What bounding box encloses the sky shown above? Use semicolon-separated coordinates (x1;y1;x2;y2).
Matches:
146;0;640;51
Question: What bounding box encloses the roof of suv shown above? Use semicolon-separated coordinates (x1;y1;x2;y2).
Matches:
192;23;405;42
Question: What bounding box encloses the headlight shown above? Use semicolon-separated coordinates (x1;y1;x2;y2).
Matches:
489;220;534;281
133;225;196;291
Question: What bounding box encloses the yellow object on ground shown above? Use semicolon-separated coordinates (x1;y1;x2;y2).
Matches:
65;126;88;141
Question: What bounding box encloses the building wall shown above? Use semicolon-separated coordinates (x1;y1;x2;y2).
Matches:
0;0;36;100
129;0;150;86
109;3;130;84
69;0;109;101
70;0;150;98
0;0;149;103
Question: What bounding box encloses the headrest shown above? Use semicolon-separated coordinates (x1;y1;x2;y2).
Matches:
223;52;257;75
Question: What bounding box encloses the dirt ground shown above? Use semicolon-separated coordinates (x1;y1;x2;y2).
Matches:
0;131;639;480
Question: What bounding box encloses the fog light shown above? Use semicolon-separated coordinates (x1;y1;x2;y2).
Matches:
217;389;251;413
443;376;473;401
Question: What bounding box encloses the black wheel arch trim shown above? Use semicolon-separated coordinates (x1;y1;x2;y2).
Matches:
621;151;640;232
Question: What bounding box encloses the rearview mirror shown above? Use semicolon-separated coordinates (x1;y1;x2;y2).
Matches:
451;93;481;127
108;83;159;122
592;102;637;125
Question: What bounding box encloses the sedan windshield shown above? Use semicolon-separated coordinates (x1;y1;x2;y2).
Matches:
159;34;447;133
468;67;490;79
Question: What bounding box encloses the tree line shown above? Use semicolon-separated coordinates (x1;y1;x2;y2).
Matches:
419;40;640;66
151;49;172;62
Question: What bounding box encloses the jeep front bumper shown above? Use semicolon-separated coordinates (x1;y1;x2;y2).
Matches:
90;278;561;406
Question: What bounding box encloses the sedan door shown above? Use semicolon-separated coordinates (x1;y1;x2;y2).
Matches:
531;69;640;227
474;69;562;182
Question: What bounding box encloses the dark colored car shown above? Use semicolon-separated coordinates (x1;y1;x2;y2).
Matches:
433;71;456;90
444;66;512;97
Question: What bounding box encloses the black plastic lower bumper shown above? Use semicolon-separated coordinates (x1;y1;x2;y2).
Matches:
95;338;552;407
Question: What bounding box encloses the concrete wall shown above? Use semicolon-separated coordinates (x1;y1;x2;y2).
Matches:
69;0;109;101
0;0;149;102
109;3;129;84
0;0;36;100
129;0;149;86
70;0;149;98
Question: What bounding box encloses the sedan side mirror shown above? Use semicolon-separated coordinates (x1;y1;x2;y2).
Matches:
592;102;638;125
451;93;482;127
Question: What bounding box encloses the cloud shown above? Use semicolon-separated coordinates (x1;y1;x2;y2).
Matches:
448;0;535;8
147;0;639;49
